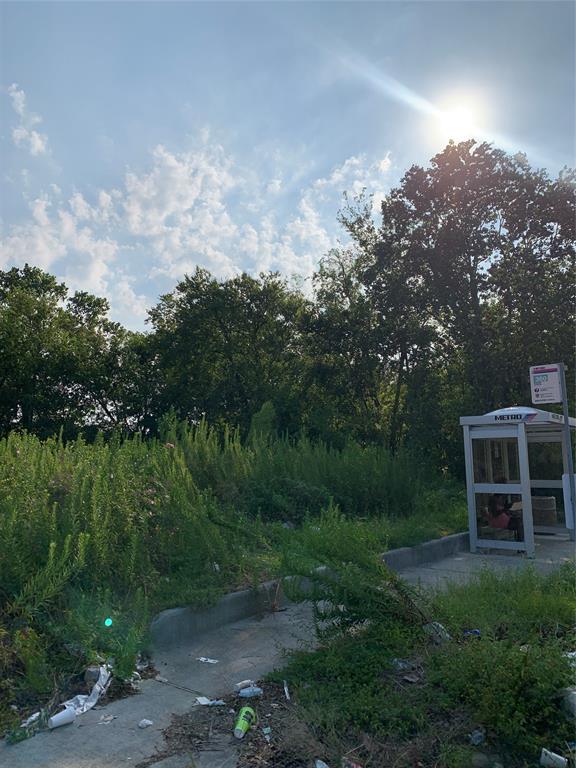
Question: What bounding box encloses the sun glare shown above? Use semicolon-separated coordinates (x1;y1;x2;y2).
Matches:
437;105;478;142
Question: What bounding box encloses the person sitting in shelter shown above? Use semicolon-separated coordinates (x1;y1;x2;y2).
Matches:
488;478;523;539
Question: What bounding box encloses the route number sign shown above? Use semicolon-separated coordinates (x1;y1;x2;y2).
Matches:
530;364;562;404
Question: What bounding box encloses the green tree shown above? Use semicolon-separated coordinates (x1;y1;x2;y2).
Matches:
338;141;575;472
148;269;308;434
0;265;153;437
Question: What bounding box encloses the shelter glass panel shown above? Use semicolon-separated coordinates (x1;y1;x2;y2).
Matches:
530;491;563;526
475;492;524;542
472;438;520;484
528;441;563;481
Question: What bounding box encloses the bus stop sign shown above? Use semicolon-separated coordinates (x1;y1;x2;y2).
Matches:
530;364;562;405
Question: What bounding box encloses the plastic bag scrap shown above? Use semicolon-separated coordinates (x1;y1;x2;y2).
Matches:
196;657;219;664
423;622;451;644
57;665;112;718
540;748;568;767
468;728;485;746
196;696;226;706
391;658;412;671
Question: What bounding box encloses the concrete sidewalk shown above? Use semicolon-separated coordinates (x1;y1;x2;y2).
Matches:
398;533;574;588
0;604;314;768
1;533;572;768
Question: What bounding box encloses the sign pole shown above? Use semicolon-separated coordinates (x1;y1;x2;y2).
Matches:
559;363;576;541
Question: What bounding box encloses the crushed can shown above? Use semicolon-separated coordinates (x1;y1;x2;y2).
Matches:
233;706;257;739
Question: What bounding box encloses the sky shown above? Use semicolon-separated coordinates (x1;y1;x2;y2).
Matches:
1;1;574;329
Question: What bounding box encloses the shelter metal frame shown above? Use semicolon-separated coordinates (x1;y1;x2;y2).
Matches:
460;407;575;558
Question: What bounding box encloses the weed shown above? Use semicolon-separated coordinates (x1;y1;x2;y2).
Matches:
0;420;464;731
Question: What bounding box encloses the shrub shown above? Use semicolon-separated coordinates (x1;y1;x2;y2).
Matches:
427;639;573;756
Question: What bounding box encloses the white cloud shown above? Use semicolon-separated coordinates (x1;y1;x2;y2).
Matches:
107;274;149;328
266;178;282;194
69;192;93;221
1;128;393;326
261;152;392;276
7;84;49;157
122;143;239;278
312;152;391;207
8;84;27;118
0;192;119;293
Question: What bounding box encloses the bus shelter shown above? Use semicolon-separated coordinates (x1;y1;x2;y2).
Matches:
460;407;575;557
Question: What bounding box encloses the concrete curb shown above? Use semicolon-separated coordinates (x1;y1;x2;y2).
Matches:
381;531;470;570
150;531;469;650
149;579;284;650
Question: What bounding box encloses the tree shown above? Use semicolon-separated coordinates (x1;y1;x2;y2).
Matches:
337;141;575;471
148;269;309;434
0;265;153;437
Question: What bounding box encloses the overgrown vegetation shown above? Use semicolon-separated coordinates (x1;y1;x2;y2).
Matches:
275;523;575;767
0;419;465;734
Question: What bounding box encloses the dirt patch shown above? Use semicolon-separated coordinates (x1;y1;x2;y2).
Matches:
135;681;326;768
135;679;476;768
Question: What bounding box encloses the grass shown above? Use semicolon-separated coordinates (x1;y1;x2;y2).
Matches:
0;418;466;735
274;557;576;768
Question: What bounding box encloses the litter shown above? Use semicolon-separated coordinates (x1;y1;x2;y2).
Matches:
84;665;101;685
19;664;112;739
61;665;112;716
402;673;421;684
155;675;168;683
468;728;485;746
48;708;76;730
235;679;255;691
233;706;256;739
238;685;263;698
423;622;452;644
391;658;412;671
135;654;149;672
138;719;154;729
564;651;576;668
540;748;568;768
283;680;291;701
196;696;226;706
196;657;219;664
463;629;481;638
560;687;576;718
98;715;117;725
315;761;330;768
262;725;272;743
21;712;40;729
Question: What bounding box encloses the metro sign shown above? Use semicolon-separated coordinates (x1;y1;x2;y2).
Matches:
530;364;562;404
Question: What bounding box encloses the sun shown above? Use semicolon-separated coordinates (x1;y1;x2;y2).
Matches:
437;105;478;142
